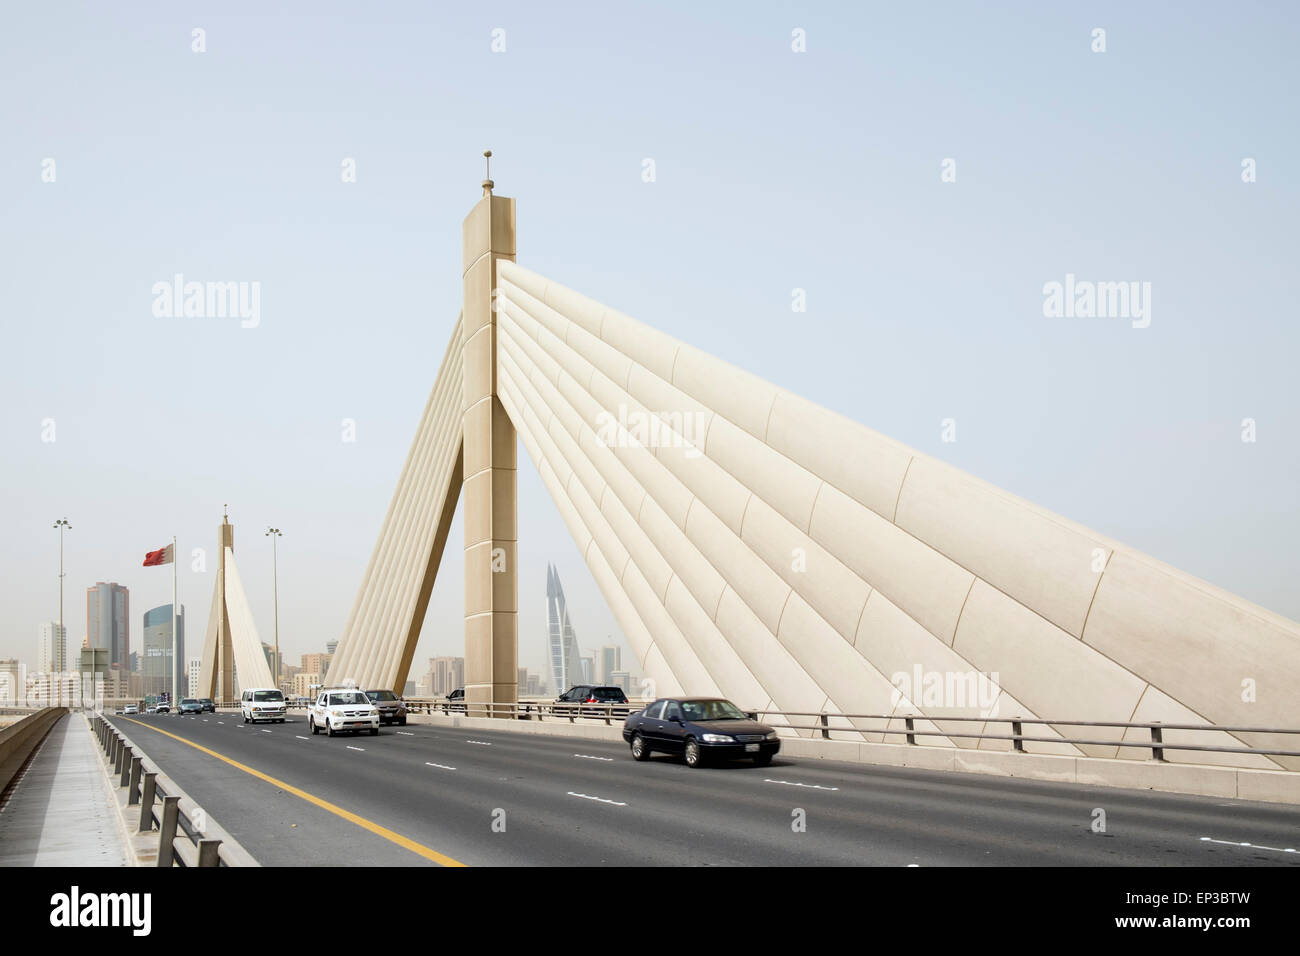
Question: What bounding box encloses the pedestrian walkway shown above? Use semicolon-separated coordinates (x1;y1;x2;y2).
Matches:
0;713;131;866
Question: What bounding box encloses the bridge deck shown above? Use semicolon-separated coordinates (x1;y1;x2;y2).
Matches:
98;711;1300;866
0;713;131;867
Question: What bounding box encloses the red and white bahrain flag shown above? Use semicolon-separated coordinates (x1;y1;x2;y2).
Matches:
142;544;174;567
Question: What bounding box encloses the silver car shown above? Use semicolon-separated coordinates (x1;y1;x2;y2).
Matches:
365;689;408;726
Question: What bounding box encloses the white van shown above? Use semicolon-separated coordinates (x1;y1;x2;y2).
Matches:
240;688;286;724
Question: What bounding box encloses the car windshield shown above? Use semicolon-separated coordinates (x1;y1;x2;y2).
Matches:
681;699;746;721
367;690;397;701
329;692;369;706
253;690;283;702
592;687;626;700
181;699;196;705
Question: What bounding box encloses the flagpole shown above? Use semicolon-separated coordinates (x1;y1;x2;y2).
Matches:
172;535;177;700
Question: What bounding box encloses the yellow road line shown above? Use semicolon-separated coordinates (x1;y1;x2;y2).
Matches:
116;716;466;867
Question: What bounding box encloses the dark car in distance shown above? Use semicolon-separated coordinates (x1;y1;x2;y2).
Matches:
557;685;631;716
446;688;465;713
623;697;781;767
198;698;216;713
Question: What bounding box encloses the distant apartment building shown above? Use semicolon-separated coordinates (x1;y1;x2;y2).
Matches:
38;621;68;675
598;645;621;684
188;657;202;697
427;656;465;696
262;643;287;688
302;652;331;679
87;582;130;673
292;672;320;698
517;666;547;698
26;672;77;707
0;659;21;702
142;604;185;697
102;670;132;703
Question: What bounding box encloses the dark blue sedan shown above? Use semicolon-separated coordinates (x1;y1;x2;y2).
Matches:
622;697;781;767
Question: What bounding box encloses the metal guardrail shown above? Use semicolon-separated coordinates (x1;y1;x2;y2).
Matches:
0;707;68;794
93;714;258;867
394;698;1300;762
746;711;1300;761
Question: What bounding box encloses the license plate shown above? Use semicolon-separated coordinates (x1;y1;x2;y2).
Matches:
745;743;759;752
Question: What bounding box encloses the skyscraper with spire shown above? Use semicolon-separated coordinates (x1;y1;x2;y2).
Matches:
545;564;583;695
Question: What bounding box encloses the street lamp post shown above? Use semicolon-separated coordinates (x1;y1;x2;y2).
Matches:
53;518;71;707
266;528;282;691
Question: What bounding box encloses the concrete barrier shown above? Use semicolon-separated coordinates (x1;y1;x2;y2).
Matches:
0;707;68;794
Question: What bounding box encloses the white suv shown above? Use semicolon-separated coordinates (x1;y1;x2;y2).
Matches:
241;688;287;724
309;689;380;737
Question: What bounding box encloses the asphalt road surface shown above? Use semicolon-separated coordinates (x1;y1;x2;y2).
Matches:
103;713;1300;867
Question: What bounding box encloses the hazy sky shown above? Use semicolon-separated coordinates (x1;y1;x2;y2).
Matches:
3;2;1297;679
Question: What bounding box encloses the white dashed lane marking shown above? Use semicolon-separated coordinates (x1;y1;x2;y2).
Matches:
260;729;272;734
295;735;309;740
1201;837;1297;854
396;731;415;736
567;791;626;806
764;779;838;791
346;746;365;752
574;754;614;761
465;740;492;746
425;762;456;771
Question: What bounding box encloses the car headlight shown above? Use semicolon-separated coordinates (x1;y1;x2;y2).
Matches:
701;733;735;744
765;731;779;740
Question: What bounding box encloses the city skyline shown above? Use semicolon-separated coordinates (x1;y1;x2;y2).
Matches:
10;539;638;689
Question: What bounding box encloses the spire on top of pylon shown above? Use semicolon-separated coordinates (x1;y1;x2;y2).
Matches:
482;150;494;196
